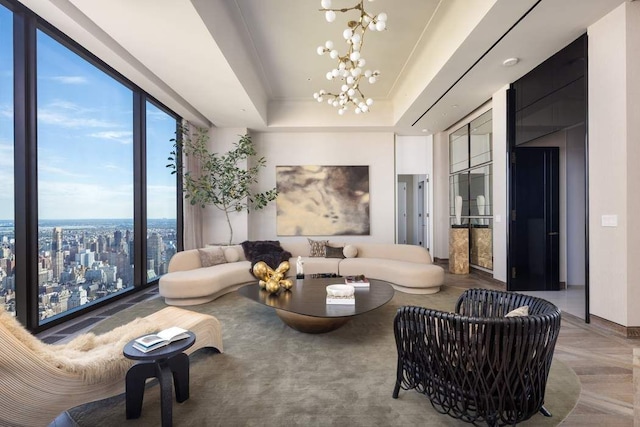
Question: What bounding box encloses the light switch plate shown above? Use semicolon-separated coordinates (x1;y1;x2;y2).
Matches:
495;214;501;223
601;214;618;227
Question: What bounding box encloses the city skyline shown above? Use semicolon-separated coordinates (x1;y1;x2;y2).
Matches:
0;11;179;221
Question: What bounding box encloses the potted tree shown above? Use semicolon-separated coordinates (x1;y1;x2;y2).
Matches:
168;126;277;245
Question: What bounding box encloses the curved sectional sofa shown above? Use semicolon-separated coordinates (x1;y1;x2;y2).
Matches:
159;240;445;306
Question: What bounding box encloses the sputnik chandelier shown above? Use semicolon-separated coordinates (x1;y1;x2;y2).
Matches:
312;0;388;115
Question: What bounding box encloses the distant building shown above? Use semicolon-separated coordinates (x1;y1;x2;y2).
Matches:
147;232;163;276
52;227;64;282
76;249;95;268
67;286;87;309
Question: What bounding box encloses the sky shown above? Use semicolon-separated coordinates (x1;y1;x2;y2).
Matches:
0;6;177;220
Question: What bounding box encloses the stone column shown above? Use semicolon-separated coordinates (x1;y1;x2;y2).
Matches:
449;227;469;274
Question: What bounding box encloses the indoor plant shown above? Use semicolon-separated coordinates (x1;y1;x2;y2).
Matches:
168;126;277;245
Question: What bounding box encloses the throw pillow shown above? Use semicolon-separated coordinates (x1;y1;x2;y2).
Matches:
308;238;329;257
505;305;529;317
343;244;358;258
198;247;227;267
224;247;240;263
325;245;345;259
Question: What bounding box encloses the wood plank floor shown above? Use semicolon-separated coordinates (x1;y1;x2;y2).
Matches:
447;270;636;426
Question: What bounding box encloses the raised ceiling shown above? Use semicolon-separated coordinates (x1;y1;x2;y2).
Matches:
21;0;625;135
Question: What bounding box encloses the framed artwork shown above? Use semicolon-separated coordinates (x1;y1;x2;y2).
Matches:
276;165;370;236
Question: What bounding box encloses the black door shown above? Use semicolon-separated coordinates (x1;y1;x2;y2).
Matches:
509;147;560;291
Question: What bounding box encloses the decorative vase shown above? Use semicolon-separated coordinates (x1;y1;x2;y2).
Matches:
296;256;304;279
455;195;463;226
476;194;485;226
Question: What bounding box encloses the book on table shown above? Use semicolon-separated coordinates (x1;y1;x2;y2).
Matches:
133;326;190;353
326;295;356;305
344;275;370;288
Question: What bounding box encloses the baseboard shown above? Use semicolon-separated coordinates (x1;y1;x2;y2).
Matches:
470;268;506;288
589;314;640;339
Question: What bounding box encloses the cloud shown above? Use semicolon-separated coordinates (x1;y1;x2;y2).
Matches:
38;165;87;178
37;100;117;128
0;144;13;168
50;76;88;85
147;185;178;218
0;104;12;119
147;109;173;122
38;180;134;219
88;131;133;145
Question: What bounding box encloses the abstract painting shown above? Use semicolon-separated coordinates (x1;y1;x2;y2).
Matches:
276;165;370;236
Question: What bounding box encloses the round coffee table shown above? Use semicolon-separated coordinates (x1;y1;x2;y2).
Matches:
237;277;394;334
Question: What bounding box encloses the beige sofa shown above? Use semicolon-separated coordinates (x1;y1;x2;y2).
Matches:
159;241;444;306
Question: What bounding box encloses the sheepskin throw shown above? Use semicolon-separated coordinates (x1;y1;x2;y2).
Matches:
0;308;158;384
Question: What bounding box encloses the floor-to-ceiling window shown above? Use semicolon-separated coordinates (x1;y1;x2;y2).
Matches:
5;0;181;330
145;101;179;282
36;30;135;323
0;4;15;316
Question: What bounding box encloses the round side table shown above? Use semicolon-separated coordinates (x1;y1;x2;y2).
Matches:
123;331;196;427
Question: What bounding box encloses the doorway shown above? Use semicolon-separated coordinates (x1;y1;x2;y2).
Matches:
397;174;430;250
509;147;560;291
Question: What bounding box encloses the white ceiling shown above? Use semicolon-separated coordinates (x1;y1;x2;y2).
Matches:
21;0;625;135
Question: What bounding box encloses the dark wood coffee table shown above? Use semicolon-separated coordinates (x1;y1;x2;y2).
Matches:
237;277;394;334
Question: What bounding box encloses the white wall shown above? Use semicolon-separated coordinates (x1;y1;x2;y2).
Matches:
625;1;640;326
588;3;629;326
433;132;449;260
248;132;396;245
566;125;586;286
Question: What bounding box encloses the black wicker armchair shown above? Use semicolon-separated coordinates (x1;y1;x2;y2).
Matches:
392;288;562;426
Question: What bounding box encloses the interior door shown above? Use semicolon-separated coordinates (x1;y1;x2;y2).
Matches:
417;180;425;248
509;147;560;291
397;182;407;244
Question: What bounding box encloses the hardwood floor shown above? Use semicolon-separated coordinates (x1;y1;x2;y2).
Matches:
446;270;636;426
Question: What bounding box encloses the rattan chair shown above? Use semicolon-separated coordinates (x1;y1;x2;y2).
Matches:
0;306;223;427
392;288;561;426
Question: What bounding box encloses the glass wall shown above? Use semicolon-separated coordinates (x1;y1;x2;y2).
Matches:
145;101;178;282
449;109;493;270
3;0;181;330
0;4;15;316
36;30;135;322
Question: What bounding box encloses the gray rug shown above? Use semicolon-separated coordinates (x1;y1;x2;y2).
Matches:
67;285;580;426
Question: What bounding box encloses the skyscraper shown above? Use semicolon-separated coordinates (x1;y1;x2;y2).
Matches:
114;230;122;249
147;232;163;276
51;227;64;282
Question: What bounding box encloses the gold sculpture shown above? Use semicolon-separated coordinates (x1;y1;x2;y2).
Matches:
253;261;293;294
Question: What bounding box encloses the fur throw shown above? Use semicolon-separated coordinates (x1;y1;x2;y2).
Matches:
241;240;292;271
0;308;158;384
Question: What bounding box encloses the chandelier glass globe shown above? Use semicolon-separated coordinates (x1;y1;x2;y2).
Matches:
314;0;387;115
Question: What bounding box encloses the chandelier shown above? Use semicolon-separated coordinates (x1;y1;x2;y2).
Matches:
312;0;387;115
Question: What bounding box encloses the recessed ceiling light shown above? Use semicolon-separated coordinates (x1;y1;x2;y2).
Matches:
240;108;246;112
421;129;428;133
502;57;519;67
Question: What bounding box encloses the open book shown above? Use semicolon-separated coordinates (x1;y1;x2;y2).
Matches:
133;326;190;353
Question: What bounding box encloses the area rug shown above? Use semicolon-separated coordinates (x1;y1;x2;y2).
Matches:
67;285;580;426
